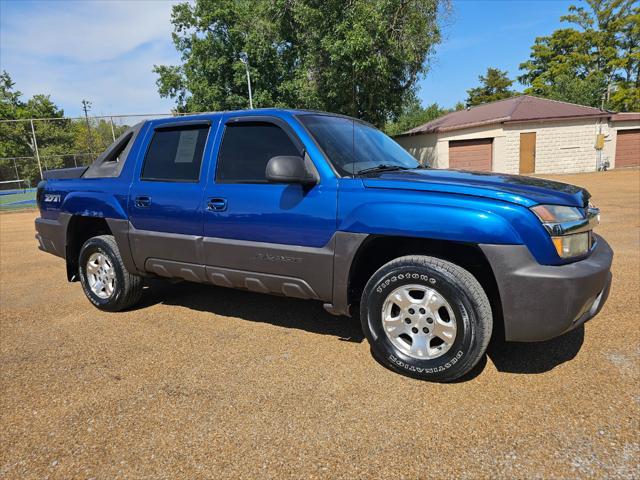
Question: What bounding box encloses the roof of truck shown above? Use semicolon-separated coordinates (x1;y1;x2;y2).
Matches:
149;108;346;122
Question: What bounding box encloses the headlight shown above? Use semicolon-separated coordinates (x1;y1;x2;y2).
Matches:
530;203;598;259
531;204;583;223
551;232;591;258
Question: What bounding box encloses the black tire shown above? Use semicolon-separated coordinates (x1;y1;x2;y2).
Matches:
78;235;143;312
361;255;492;382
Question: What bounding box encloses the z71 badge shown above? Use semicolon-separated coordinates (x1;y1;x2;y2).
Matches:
43;194;61;203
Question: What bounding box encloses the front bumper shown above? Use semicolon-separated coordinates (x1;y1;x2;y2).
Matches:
480;234;613;342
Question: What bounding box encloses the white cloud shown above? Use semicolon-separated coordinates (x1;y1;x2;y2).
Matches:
0;0;186;116
2;0;178;62
9;41;179;116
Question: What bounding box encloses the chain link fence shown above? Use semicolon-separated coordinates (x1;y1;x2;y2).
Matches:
0;112;202;190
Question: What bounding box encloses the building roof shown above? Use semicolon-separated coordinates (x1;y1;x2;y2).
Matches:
399;95;611;136
610;112;640;122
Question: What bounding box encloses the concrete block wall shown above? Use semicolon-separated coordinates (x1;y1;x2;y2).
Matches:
396;116;635;174
395;132;438;166
503;118;607;174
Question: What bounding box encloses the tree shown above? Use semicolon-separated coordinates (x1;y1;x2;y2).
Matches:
0;72;24;160
0;71;74;184
519;0;639;110
72;118;127;159
384;94;448;135
24;95;75;175
0;73;132;186
543;72;609;107
465;67;517;107
154;0;448;127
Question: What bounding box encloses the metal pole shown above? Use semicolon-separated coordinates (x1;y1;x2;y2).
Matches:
240;53;253;109
110;116;116;142
82;100;94;153
29;119;43;179
12;158;21;190
246;64;253;109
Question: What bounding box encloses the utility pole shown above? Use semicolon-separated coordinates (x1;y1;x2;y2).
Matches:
81;99;94;153
12;158;20;187
239;53;253;109
601;80;612;110
109;116;116;142
29;119;43;180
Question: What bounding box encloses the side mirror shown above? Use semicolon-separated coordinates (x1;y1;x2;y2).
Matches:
265;155;317;185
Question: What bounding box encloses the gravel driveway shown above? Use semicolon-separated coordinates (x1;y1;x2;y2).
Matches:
1;169;638;479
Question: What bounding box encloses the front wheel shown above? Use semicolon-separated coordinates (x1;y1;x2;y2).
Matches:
360;255;492;382
78;235;143;312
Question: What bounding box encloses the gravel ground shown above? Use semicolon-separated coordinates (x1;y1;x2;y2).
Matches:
1;169;638;479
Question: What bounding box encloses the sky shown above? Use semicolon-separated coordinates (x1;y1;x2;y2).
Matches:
419;0;576;108
0;0;183;117
1;0;577;117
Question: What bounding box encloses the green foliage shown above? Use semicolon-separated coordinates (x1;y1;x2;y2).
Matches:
518;0;639;110
154;0;447;127
0;71;129;186
383;94;448;135
543;72;609;107
0;72;74;183
72;119;127;157
465;67;518;107
0;72;25;160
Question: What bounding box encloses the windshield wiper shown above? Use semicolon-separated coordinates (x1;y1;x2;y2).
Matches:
355;164;411;175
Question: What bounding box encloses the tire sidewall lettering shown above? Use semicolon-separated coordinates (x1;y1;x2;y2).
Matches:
389;350;464;373
366;265;476;378
376;273;435;293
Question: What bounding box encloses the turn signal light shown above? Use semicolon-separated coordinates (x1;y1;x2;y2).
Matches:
552;232;590;258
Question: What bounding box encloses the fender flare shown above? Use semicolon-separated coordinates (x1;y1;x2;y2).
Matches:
61;191;128;220
59;194;138;278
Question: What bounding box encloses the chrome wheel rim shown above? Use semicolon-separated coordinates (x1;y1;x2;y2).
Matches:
381;284;457;360
86;252;116;299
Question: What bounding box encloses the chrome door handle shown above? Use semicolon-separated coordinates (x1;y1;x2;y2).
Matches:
207;198;227;211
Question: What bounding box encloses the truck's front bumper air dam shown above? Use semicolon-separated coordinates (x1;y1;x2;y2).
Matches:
480;234;613;342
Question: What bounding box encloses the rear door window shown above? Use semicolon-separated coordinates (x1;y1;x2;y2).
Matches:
141;125;209;182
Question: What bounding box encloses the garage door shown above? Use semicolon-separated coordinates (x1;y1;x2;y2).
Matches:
616;129;640;168
449;138;493;171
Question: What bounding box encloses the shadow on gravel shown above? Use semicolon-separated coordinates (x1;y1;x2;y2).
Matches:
134;279;585;376
373;325;585;383
136;279;365;343
487;325;585;374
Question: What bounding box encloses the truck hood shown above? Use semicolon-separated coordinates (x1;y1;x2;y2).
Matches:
361;169;590;208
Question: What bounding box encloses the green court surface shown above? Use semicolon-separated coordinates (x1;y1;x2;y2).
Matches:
0;190;37;210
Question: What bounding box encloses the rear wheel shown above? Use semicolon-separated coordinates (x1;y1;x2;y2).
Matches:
360;255;492;382
78;235;142;311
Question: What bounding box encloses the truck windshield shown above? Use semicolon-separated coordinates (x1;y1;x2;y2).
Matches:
298;114;419;177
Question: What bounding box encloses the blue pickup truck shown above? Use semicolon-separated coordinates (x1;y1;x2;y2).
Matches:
35;109;613;381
